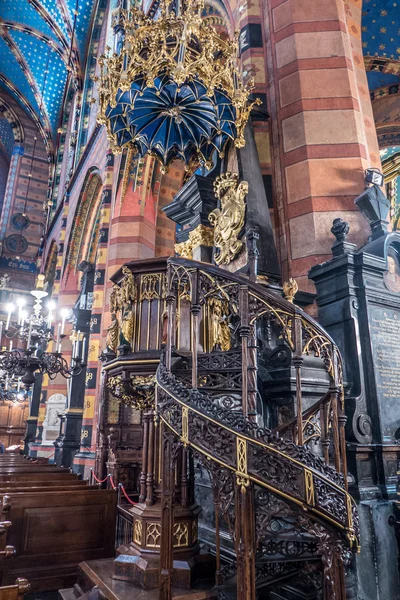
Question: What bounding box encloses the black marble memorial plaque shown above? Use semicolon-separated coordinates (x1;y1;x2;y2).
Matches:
368;304;400;440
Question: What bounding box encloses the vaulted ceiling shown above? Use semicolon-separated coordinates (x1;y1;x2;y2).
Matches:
362;0;400;92
0;0;97;148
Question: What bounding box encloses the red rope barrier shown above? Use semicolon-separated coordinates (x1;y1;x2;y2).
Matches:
92;472;109;484
90;472;136;505
120;483;136;505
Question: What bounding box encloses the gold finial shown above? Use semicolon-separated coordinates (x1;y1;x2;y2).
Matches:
283;278;298;304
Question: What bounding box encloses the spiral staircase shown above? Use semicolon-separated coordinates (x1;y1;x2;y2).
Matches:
91;256;359;600
152;258;358;600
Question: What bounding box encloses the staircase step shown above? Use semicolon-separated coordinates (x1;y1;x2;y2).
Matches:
78;559;217;600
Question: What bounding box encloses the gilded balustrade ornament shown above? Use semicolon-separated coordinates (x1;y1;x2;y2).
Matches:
282;278;298;304
209;172;247;265
107;374;156;410
175;224;214;259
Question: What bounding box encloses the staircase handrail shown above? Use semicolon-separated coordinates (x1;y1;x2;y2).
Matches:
156;354;359;551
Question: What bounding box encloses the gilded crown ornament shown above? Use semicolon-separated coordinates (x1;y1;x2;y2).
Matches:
94;0;260;171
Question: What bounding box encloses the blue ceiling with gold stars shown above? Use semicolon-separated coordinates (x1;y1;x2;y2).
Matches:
362;0;400;91
0;0;97;147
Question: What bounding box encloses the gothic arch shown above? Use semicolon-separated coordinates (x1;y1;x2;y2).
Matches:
63;169;103;280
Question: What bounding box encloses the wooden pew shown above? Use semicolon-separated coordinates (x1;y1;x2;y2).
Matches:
0;488;117;592
0;473;78;483
0;486;100;494
0;480;88;488
0;578;30;600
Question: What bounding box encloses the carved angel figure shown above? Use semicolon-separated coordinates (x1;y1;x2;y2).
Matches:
209;172;248;265
106;314;120;353
121;266;136;305
209;298;231;352
110;284;122;314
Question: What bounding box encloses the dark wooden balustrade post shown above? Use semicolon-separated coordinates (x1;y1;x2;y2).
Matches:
235;483;256;600
247;322;258;423
214;487;221;586
139;412;150;503
146;411;155;506
191;270;200;389
293;315;304;445
322;546;346;600
338;410;348;487
330;345;342;474
239;285;250;417
333;347;347;485
181;447;188;507
188;450;195;504
166;292;176;372
159;431;176;600
320;400;330;465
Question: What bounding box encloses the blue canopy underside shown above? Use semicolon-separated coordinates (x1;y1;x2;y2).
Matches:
106;72;237;166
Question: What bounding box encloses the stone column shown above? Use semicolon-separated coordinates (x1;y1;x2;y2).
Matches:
59;307;90;469
262;0;382;292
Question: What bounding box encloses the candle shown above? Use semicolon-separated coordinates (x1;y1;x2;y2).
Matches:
56;323;61;348
61;314;66;335
17;379;21;392
6;306;12;330
81;335;86;361
77;331;81;359
0;321;3;348
5;374;8;391
9;340;12;351
48;313;53;329
27;322;32;348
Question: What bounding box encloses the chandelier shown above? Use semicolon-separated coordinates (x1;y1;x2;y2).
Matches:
0;372;28;405
95;0;260;171
0;275;86;391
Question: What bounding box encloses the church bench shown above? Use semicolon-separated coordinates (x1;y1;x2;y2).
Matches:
0;473;78;483
0;488;117;592
0;466;69;473
0;578;29;600
0;485;99;494
0;480;87;488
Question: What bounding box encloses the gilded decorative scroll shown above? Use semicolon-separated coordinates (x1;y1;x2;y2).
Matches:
175;224;214;259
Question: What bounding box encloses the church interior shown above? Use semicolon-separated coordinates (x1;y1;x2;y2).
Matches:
0;0;400;599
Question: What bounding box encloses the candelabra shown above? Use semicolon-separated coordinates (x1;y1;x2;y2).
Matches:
0;373;28;404
0;275;86;391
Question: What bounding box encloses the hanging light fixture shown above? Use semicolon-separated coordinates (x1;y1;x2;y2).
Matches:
0;373;28;405
94;0;260;172
0;275;86;391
